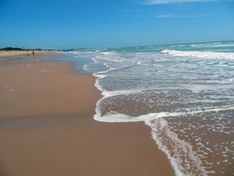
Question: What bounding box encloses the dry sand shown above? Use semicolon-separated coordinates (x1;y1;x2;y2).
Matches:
0;52;174;176
0;50;55;58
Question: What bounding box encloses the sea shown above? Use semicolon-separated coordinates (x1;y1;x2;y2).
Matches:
59;41;234;176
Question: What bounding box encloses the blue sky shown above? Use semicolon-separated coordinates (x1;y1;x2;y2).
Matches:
0;0;234;49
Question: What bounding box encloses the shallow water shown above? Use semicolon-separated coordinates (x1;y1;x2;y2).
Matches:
59;41;234;176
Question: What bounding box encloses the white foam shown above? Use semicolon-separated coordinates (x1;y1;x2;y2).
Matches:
94;98;234;175
161;50;234;60
94;112;155;123
80;47;234;176
184;84;234;93
94;72;145;98
146;117;207;176
83;64;89;71
94;109;190;123
229;78;234;83
190;42;234;49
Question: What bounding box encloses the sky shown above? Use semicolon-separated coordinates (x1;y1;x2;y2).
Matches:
0;0;234;49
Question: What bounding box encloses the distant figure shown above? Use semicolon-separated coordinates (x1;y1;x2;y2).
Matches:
32;50;35;56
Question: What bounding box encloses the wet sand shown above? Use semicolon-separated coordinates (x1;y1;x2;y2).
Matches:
0;52;174;176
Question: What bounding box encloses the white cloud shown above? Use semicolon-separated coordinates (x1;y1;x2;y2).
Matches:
155;14;172;18
154;13;212;18
155;14;183;18
141;0;217;4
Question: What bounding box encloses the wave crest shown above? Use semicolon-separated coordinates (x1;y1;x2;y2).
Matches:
161;50;234;60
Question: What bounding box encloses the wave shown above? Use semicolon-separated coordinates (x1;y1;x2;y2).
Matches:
161;50;234;60
94;106;234;176
190;41;234;49
147;117;208;176
61;49;234;176
60;44;234;176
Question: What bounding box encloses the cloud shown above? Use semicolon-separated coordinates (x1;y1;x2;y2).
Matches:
141;0;217;4
155;14;182;18
154;13;212;18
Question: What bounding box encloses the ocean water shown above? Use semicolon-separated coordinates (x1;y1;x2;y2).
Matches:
60;41;234;176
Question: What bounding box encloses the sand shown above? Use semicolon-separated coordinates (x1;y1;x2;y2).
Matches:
0;52;174;176
0;50;55;58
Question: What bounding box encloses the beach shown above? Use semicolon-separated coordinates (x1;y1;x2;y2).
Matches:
67;43;234;176
0;51;174;176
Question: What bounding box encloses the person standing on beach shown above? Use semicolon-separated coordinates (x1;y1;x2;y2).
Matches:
32;50;35;56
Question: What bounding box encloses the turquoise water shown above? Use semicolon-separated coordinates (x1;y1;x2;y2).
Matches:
59;41;234;176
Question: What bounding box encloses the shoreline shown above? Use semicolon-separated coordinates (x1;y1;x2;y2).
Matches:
0;51;174;176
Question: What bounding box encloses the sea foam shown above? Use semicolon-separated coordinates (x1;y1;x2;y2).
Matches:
61;41;234;176
161;50;234;60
